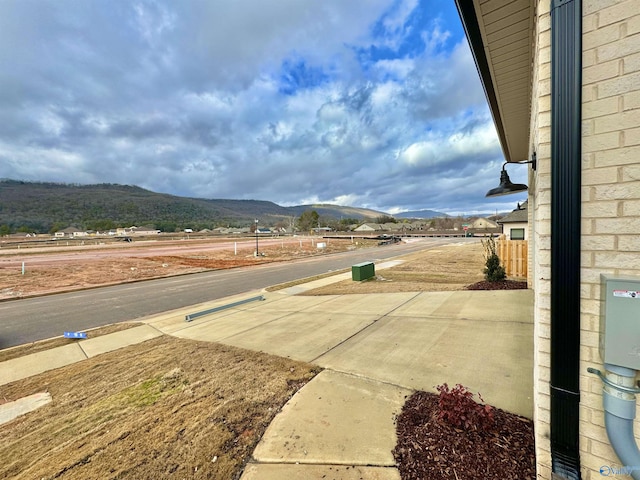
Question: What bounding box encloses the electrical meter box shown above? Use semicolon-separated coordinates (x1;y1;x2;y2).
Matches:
600;274;640;369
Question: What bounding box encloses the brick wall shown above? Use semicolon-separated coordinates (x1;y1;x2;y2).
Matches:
531;0;640;479
579;1;640;479
531;1;552;478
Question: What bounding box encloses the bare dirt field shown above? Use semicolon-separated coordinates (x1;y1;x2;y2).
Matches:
0;240;532;479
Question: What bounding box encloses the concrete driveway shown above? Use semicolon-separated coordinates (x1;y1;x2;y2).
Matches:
149;288;533;417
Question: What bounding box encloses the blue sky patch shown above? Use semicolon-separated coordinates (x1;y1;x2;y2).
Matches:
278;58;332;95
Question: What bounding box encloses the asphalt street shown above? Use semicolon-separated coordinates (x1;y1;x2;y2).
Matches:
0;238;475;349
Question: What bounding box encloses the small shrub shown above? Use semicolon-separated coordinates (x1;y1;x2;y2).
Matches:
482;236;506;282
436;383;494;431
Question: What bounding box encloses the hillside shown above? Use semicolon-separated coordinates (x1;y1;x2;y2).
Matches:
286;204;385;220
0;180;384;233
395;209;447;219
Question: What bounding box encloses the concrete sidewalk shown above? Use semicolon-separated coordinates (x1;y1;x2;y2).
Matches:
0;267;533;479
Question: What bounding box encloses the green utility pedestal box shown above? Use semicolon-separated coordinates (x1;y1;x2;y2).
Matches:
352;262;375;281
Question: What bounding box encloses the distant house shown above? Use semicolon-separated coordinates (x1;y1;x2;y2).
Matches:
111;226;160;236
216;227;251;234
116;227;135;236
498;202;528;240
54;227;86;238
405;221;426;231
9;232;37;238
468;218;499;230
354;223;382;232
213;227;234;234
132;226;160;235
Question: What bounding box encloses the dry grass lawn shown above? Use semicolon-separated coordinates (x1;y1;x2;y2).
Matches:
299;241;486;295
0;337;319;480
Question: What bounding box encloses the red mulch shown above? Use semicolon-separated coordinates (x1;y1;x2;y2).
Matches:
466;280;528;290
393;392;535;480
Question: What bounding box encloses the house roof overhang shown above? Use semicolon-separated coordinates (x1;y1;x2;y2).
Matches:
454;0;535;163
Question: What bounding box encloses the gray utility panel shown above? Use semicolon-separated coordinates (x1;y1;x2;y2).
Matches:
600;274;640;370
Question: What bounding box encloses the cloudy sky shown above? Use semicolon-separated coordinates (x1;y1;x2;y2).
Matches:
0;0;527;215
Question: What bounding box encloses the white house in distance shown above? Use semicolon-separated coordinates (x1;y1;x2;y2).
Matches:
456;0;640;478
54;227;87;237
115;226;160;235
498;201;529;240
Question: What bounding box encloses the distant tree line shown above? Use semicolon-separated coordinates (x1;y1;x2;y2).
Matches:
295;210;360;233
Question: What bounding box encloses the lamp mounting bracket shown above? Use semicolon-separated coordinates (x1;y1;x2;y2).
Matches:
509;152;537;171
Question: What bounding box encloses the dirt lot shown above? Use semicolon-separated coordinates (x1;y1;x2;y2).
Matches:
0;240;531;479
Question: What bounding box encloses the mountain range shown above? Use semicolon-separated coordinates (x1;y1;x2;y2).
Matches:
394;209;448;219
3;180;441;234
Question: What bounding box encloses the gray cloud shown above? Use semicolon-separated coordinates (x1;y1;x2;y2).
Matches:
0;0;523;216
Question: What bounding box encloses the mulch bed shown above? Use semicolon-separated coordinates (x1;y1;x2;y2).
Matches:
393;392;535;480
466;280;528;290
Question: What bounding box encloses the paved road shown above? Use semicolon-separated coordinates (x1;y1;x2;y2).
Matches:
0;238;476;349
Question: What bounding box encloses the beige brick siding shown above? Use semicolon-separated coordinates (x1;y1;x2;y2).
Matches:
582;19;640;480
531;0;552;477
531;0;640;479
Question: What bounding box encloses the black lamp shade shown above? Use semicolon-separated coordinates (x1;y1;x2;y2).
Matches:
485;168;528;197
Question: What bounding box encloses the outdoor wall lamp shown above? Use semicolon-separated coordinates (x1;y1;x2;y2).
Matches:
485;152;537;197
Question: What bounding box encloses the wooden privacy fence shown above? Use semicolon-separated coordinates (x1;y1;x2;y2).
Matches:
497;235;528;279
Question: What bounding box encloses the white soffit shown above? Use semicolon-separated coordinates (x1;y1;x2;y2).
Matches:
476;0;534;162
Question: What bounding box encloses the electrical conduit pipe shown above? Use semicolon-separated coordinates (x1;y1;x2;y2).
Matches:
589;364;640;479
